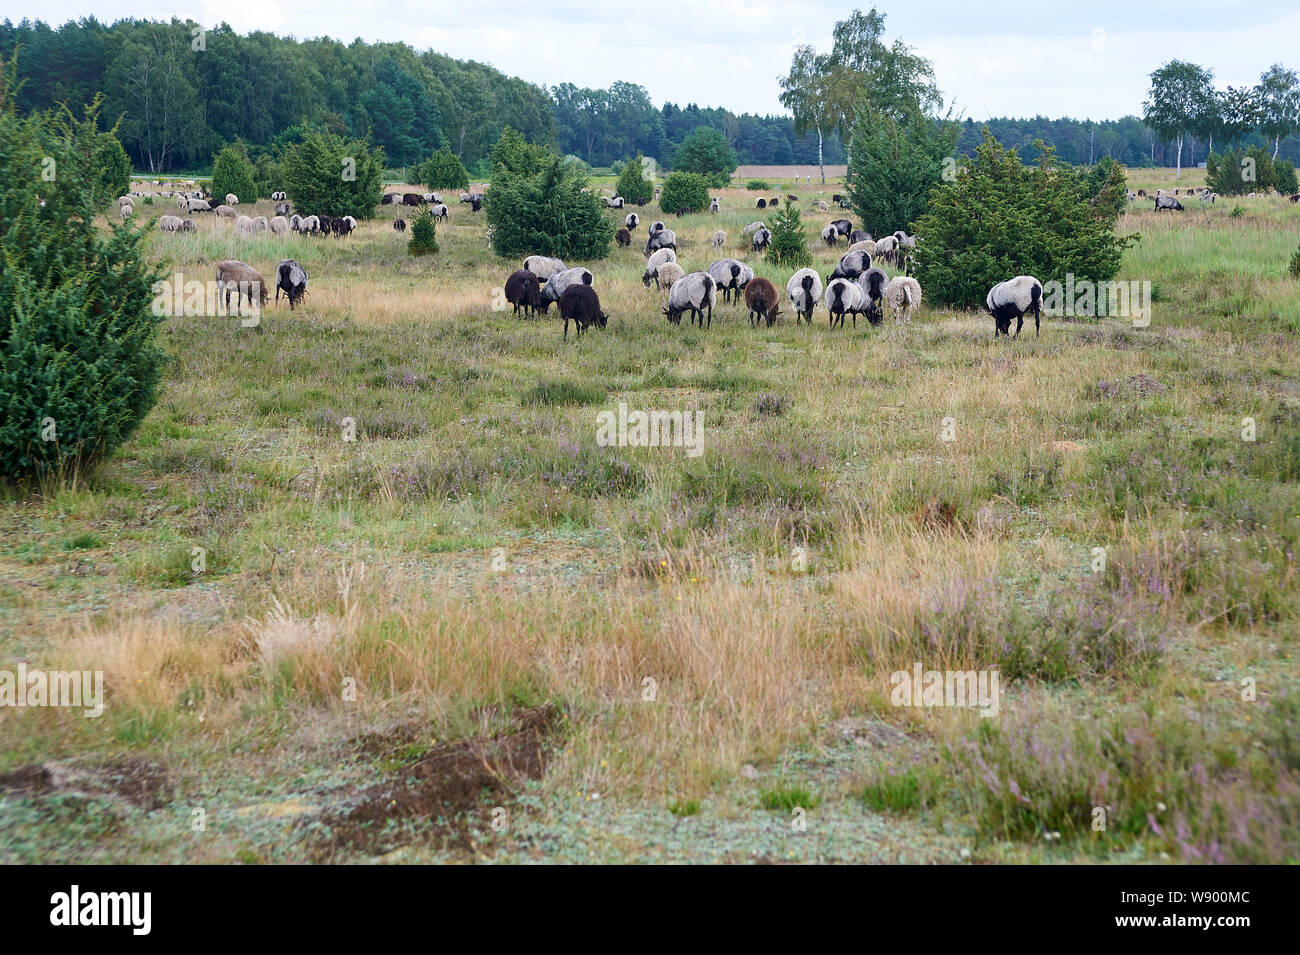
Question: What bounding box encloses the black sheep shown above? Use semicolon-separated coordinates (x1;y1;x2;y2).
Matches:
275;259;309;310
393;218;406;233
504;269;541;318
558;284;608;342
615;228;632;247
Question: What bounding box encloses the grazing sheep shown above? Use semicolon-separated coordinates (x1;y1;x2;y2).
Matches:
289;214;303;232
539;267;594;313
894;230;917;251
625;212;639;230
522;255;567;282
642;248;679;289
742;221;766;237
381;193;398;205
403;193;424;206
786;268;823;325
393;218;407;233
839;198;851;209
874;235;899;266
645;228;677;255
751;228;771;252
118;203;133;220
815;200;829;212
986;275;1042;338
157;215;183;233
616;228;632;247
181;220;196;234
236;215;255;235
253;216;270;232
709;198;720;213
830;219;853;237
116;195;134;207
430;203;449;219
712;229;726;250
664;272;716;328
787;193;798;202
756;197;767;209
459;191;473;203
271;191;287;201
674;206;689;218
849;230;872;244
829;248;872;283
559;284;608;341
186;198;212;214
744;277;781;328
333;215;355;236
1154;196;1183;211
649;220;666;235
604;196;625;209
653;262;686;294
215;260;268;311
224;193;239;206
504;269;542;318
1290;193;1300;203
885;276;922;324
848;239;877;257
856;267;888;325
175;194;189;210
269;216;289;235
821;225;839;246
215;204;237;220
769;196;779;206
300;215;320;234
469;196;482;212
708;258;747;304
1199;192;1218;203
825;277;867;329
832;194;842;203
274;259;309;310
275;201;291;217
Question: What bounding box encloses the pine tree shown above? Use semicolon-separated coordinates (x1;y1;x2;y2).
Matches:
211;145;258;204
406;209;439;256
767;204;813;269
615;152;654;204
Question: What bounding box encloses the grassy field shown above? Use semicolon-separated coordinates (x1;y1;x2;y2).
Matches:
1;168;1297;864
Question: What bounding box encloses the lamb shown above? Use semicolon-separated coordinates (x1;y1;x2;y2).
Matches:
751;228;771;252
1154;196;1183;211
645;228;677;254
744;277;781;328
985;275;1042;338
653;262;686;294
504;269;542;317
664;272;716;328
625;212;639;230
215;260;268;311
825;277;867;329
274;259;309;310
215;204;237;220
269;215;289;235
393;218;407;233
275;201;291;217
756;197;767;209
742;221;766;237
829;248;872;282
539;266;594;313
708;258;748;304
430;204;449;219
642;248;679;288
226;193;239;206
523;256;566;282
559;284;608;342
821;225;839;246
786;268;823;325
856;267;888;325
885;276;922;324
711;229;726;250
709;198;720;213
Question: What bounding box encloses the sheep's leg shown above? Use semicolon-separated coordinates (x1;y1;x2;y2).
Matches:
1014;314;1023;339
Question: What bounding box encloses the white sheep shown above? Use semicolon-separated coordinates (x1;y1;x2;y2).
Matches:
711;229;726;250
642;248;679;289
825;277;866;329
215;204;237;220
236;215;254;235
885;276;922;324
269;215;289;235
821;225;839;246
848;239;877;257
522;255;566;282
253;215;270;232
707;258;748;304
157;215;183;232
625;212;639;231
226;193;239;206
118;203;133;220
986;275;1042;338
786;268;823;325
709;198;720;213
654;262;686;295
742;221;766;238
664;272;716;328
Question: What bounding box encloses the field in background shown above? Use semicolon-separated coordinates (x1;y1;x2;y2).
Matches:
0;170;1296;864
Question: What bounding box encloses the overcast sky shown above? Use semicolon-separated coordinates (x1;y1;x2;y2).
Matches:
5;1;1299;120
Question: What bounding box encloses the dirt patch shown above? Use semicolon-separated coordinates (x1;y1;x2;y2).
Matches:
0;758;172;811
320;704;563;857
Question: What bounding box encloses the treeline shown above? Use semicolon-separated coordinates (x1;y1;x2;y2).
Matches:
4;16;1298;175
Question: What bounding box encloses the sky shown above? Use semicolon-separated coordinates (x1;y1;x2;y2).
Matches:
4;1;1299;120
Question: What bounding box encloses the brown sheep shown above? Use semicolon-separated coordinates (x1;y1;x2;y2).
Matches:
744;277;781;328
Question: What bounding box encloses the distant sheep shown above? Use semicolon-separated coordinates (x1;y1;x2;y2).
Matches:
504;269;542;318
186;198;212;214
986;275;1042;338
215;260;268;311
645;228;677;254
275;259;308;310
271;191;287;201
275;201;291;217
744;277;781;328
1154;196;1183;211
625;212;639;230
885;276;922;324
236;215;254;235
742;221;766;238
430;203;449;219
157;215;184;233
664;272;716;328
604;196;625;209
559;284;608;341
830;219;852;237
393;218;407;233
848;239;877;257
821;225;839;246
709;198;720;213
118;203;133;220
815;200;829;212
269;215;289;235
786;268;823;325
711;229;726;250
215;204;237;220
642;248;679;288
616;228;632;247
751;228;771;252
756;197;767;209
225;193;239;206
253;215;270;232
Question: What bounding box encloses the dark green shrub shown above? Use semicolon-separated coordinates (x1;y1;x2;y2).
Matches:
281;128;384;218
406;209;438;256
91;127;132;207
746;179;771;190
1275;159;1298;196
658;171;710;214
0;68;164;480
672;126;737;188
414;145;469;191
615;152;654;205
846;107;960;236
1289;245;1300;280
1207;146;1277;196
490;127;551;179
211;145;258;205
486;154;613;259
766;203;813;269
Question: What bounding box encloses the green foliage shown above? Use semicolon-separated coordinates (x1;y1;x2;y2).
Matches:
615;152;654;204
1085;156;1129;217
0;66;163;480
90;128;132;206
1289;245;1300;280
846;106;960;235
657;171;709;214
1207;146;1278;196
671;126;737;188
758;786;821;812
485;154;613;260
250;152;284;199
913;130;1136;310
406;208;438;257
746;179;770;190
415;145;470;191
491;126;551;178
1274;158;1298;195
281;128;384;218
211;145;258;204
766;203;813;269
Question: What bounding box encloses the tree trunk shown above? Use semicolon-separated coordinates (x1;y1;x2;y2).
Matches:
817;124;825;185
1274;135;1280;161
1175;134;1183;177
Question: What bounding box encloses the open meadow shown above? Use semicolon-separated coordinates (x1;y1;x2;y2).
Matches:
1;170;1297;865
